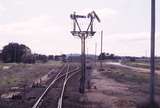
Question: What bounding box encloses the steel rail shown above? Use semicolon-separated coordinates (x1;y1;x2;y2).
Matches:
32;63;80;108
57;63;70;108
32;63;67;108
57;70;80;108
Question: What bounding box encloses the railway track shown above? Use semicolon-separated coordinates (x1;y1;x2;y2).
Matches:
32;62;80;108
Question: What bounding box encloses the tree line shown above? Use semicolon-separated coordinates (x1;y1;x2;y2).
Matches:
0;43;65;63
98;52;116;60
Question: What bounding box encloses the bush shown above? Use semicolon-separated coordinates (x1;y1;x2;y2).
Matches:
1;43;32;63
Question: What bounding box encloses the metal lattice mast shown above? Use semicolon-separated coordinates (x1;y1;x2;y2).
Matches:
70;11;100;93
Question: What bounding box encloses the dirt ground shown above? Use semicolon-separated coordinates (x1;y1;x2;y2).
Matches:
83;62;160;108
0;61;63;108
0;61;160;108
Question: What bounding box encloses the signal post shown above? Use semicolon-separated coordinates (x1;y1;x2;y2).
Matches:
70;11;100;93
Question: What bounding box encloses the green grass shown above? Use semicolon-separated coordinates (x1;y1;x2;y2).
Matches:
101;64;160;95
0;61;64;93
123;61;160;70
102;64;160;85
102;68;149;84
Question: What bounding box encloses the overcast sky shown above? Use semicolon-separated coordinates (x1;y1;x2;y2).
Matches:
0;0;160;56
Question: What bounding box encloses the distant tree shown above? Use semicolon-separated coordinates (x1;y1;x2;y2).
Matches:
54;54;66;61
22;54;35;63
129;57;136;62
98;52;116;60
55;55;59;61
42;55;48;63
106;53;109;56
33;53;39;60
38;54;48;63
98;52;106;60
2;43;32;63
109;53;115;59
0;51;2;61
61;54;66;61
48;55;54;60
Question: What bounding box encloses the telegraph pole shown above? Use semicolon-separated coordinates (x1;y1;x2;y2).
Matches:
87;47;89;59
100;30;103;70
70;11;100;93
150;0;156;106
14;46;17;62
70;53;72;62
95;42;97;65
